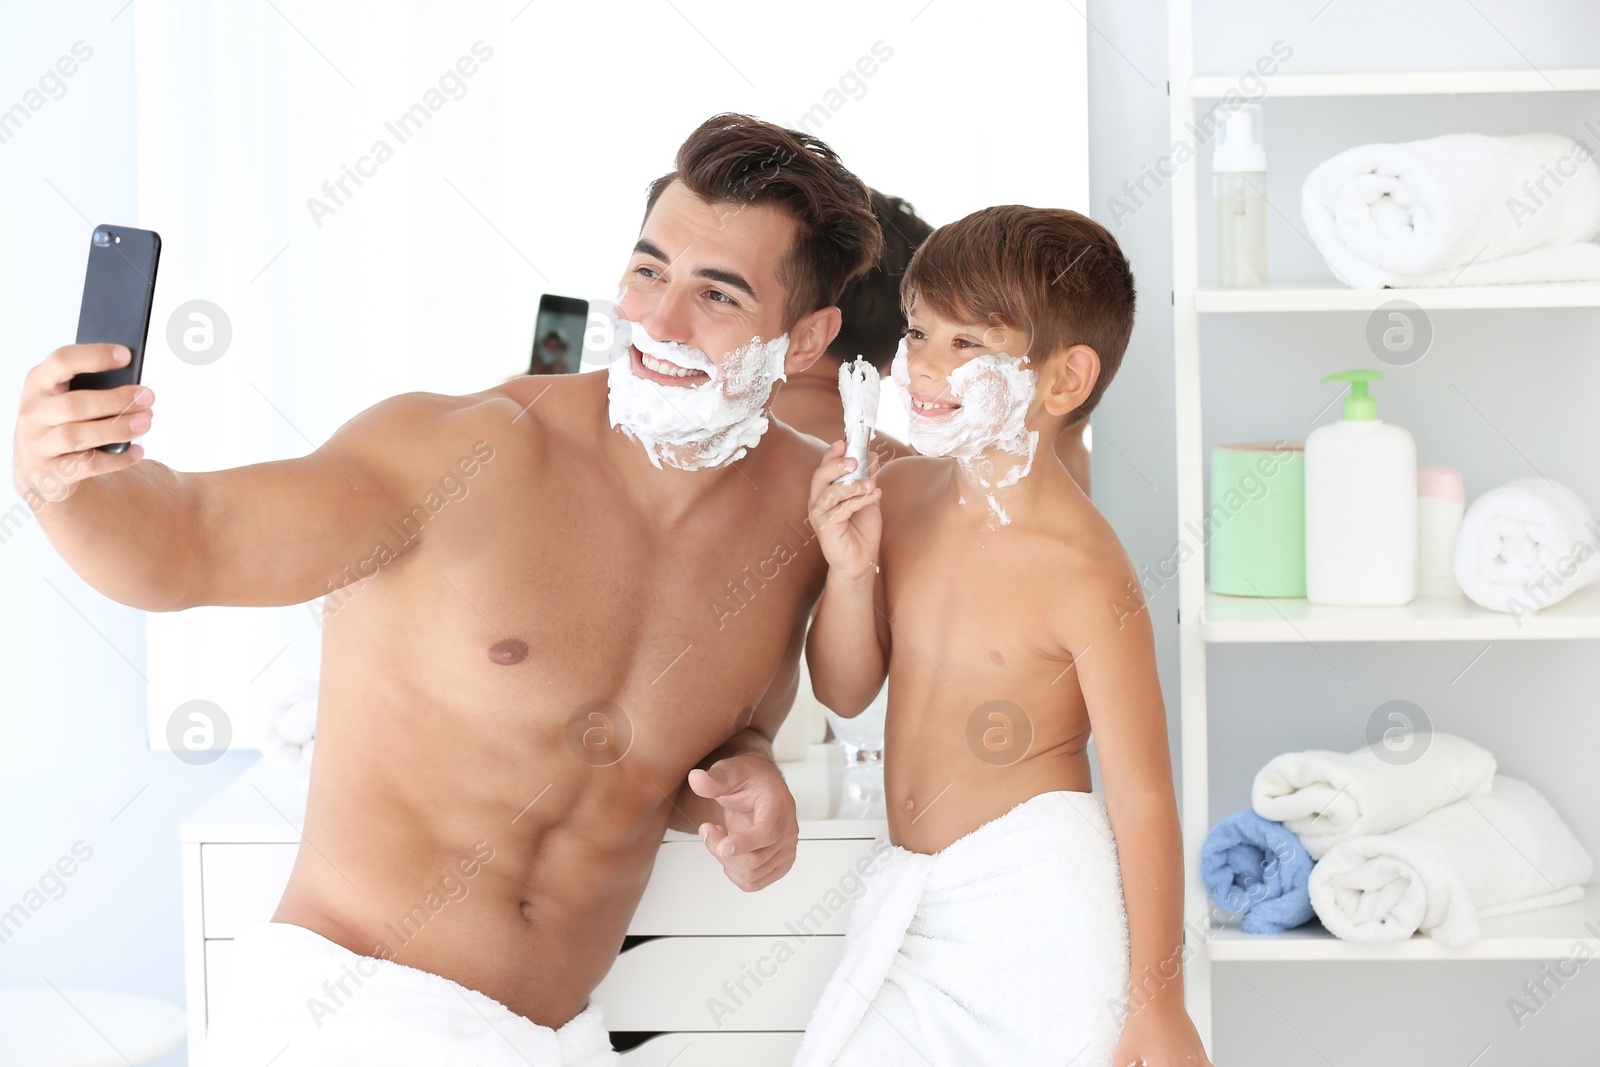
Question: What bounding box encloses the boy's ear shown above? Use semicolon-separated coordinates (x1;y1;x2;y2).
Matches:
1039;343;1100;419
782;306;842;377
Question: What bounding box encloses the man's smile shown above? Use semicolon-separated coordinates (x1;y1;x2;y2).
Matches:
631;344;711;387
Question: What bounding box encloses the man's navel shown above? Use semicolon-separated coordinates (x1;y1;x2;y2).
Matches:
488;638;530;665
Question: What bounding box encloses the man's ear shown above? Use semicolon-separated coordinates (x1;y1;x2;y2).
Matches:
1039;343;1100;419
782;305;842;377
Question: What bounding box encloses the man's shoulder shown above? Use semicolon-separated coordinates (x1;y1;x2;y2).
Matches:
345;387;522;453
329;378;583;495
757;418;829;472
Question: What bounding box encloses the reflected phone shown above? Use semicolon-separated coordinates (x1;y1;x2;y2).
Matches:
529;294;588;375
68;224;162;454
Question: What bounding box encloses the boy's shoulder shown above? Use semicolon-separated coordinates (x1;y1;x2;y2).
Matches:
1044;493;1151;640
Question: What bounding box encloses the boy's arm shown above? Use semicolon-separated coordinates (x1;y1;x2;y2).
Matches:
1070;553;1189;1019
804;441;888;716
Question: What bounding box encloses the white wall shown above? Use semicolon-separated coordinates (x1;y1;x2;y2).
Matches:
0;9;254;1066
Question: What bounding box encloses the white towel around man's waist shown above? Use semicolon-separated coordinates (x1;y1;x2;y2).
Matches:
200;921;619;1066
1308;775;1593;945
1453;477;1600;616
1302;133;1600;288
794;790;1130;1067
1252;732;1497;860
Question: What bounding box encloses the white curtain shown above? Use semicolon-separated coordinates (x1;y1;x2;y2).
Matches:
133;0;1088;748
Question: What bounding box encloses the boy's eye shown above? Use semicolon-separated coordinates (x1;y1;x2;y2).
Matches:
634;264;662;280
904;327;925;341
707;290;735;305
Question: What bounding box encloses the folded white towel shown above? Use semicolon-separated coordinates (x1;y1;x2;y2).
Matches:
1308;775;1593;945
260;669;318;780
1302;133;1600;288
1454;477;1600;617
794;791;1129;1067
1253;732;1496;860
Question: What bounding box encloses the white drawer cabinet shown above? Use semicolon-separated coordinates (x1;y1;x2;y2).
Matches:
182;749;885;1061
619;1031;804;1064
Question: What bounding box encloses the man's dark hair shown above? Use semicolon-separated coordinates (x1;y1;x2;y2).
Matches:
645;113;883;327
829;190;934;371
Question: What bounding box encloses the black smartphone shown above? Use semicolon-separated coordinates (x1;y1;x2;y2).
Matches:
69;224;162;454
528;294;588;375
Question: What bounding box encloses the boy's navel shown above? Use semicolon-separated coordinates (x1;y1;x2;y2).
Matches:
988;649;1005;666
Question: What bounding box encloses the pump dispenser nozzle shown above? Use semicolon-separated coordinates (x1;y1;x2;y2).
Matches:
1320;369;1383;421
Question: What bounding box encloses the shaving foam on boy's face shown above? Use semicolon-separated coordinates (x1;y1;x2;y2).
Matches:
607;317;790;471
891;333;1040;525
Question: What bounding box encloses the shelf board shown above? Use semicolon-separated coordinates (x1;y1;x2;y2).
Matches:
1203;583;1600;643
1207;892;1600;961
1190;69;1600;98
1195;283;1600;312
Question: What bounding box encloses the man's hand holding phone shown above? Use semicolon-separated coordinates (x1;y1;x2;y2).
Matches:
13;344;153;507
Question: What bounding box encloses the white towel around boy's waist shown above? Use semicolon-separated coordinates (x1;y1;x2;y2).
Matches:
794;789;1130;1067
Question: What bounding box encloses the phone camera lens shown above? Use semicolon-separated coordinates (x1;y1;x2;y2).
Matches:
93;230;110;247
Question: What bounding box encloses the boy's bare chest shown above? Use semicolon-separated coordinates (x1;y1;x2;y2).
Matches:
880;509;1067;685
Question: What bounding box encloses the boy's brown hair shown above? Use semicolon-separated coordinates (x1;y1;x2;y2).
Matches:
900;205;1136;425
646;113;884;328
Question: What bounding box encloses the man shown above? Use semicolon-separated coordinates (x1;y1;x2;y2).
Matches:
12;113;882;1064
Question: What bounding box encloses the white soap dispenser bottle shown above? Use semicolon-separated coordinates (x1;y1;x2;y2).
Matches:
1305;369;1417;606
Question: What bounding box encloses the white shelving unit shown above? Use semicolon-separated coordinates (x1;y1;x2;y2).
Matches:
1196;282;1600;312
1190;68;1600;98
1166;6;1600;1055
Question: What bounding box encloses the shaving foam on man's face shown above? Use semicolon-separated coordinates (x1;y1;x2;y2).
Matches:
607;318;790;471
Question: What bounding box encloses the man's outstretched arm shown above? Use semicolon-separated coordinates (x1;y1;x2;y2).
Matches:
14;341;481;611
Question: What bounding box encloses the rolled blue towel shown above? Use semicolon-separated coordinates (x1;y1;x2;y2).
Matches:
1200;810;1315;934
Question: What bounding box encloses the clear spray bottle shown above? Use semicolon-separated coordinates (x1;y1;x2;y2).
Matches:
1213;103;1267;288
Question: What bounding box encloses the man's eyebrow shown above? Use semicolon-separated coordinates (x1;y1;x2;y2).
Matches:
632;239;758;301
693;266;757;301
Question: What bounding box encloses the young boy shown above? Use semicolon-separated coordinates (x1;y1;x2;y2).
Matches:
794;207;1211;1067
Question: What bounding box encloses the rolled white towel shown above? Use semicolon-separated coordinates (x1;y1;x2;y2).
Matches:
1252;732;1496;860
1308;775;1592;945
1302;133;1600;288
1453;477;1600;617
260;670;318;780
